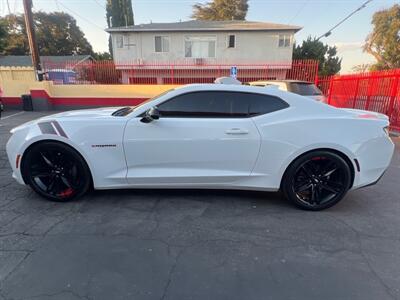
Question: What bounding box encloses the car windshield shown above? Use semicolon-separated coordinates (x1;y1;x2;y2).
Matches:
290;83;323;96
132;88;176;110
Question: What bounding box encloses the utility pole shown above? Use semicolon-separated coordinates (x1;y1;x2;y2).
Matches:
23;0;43;81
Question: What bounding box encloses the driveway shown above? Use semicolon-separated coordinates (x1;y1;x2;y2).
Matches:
1;110;400;300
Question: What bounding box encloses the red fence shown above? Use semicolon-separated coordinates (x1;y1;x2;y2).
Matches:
319;69;400;132
316;75;332;95
41;58;400;131
42;59;318;85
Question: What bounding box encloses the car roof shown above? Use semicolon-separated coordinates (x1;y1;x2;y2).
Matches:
248;80;314;85
171;84;320;108
133;83;337;118
175;83;274;94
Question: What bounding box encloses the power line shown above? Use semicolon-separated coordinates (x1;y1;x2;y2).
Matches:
57;0;105;31
287;0;309;24
317;0;374;40
92;0;106;10
54;0;60;10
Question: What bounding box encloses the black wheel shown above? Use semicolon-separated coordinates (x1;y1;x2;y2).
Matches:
22;141;91;201
282;151;352;211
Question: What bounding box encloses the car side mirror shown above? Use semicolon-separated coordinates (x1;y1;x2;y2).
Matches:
141;107;160;123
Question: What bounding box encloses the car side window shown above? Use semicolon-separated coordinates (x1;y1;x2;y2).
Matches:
157;91;249;118
157;91;289;118
247;93;289;116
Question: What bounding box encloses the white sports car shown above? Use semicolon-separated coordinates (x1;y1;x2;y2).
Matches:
6;84;394;210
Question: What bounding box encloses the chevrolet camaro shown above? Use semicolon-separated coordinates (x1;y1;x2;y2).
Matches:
6;84;394;210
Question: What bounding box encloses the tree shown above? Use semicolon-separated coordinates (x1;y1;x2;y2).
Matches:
0;19;8;53
93;52;112;60
106;0;134;55
1;15;28;55
364;4;400;70
0;12;93;56
293;37;341;76
192;0;249;21
351;64;372;73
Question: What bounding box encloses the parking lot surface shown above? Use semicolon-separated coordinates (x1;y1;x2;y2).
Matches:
0;110;400;300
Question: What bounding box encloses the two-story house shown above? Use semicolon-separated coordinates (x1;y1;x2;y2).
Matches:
106;20;302;84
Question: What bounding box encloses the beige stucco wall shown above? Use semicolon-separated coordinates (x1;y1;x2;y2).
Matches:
0;67;36;83
1;78;178;98
112;31;295;64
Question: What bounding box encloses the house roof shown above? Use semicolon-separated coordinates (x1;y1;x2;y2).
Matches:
0;55;93;67
106;20;302;33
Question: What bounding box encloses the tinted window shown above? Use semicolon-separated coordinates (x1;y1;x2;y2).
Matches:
158;92;248;117
247;93;289;116
289;83;322;96
157;91;288;118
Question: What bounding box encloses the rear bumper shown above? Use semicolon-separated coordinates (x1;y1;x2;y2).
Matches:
351;136;394;189
353;170;386;190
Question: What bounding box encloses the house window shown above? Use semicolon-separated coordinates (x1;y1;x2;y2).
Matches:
228;35;235;48
155;36;170;52
278;35;291;47
123;35;129;46
184;36;216;58
116;35;123;48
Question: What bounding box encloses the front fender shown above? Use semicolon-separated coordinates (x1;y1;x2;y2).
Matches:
7;127;95;186
7;117;129;189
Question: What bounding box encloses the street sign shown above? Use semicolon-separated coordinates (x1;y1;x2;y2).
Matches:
230;66;238;79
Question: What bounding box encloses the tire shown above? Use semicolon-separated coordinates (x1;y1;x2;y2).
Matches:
22;141;91;202
281;151;352;211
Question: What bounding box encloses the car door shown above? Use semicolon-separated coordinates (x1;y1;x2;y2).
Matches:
123;91;261;186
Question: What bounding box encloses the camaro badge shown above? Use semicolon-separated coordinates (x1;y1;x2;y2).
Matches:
91;144;117;148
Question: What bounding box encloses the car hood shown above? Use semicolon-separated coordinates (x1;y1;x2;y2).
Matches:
40;107;126;120
10;107;128;134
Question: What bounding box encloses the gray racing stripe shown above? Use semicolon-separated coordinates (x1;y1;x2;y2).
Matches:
52;121;68;138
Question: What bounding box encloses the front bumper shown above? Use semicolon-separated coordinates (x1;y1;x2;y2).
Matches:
6;131;27;185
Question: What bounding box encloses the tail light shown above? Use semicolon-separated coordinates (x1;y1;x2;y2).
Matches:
358;113;378;119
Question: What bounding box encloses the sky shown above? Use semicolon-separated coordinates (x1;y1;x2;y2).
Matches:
0;0;398;73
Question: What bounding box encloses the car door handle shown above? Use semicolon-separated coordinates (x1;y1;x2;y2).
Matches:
225;128;249;135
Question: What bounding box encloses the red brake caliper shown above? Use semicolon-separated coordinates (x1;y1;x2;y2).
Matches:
58;188;74;198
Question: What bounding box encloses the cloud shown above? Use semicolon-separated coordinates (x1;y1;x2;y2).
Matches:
333;41;365;52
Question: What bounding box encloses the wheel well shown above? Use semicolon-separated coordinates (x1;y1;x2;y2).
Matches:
280;148;355;189
20;139;94;187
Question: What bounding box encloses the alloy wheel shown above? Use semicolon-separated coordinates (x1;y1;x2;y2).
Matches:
292;156;348;208
23;142;90;201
